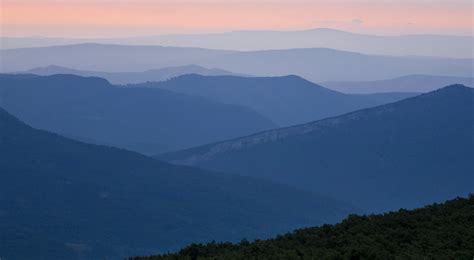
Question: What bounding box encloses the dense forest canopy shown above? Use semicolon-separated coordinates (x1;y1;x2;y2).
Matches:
132;195;474;260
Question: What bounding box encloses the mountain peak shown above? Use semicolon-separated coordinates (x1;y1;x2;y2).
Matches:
169;73;322;85
438;84;472;91
418;84;473;100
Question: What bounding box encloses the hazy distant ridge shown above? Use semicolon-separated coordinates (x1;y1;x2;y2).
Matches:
322;74;474;93
0;74;275;155
1;28;472;58
1;43;472;82
139;74;416;126
23;64;245;84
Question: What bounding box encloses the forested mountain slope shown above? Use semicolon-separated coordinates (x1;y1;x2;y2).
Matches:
0;106;351;259
133;195;474;260
137;74;415;126
0;74;275;154
160;85;474;212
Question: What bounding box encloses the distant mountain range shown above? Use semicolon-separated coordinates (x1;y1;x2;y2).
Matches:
137;74;416;126
159;85;474;212
323;75;474;94
1;28;472;58
133;195;474;260
22;66;473;95
23;64;244;84
0;105;352;260
0;74;275;154
1;43;472;82
198;48;474;82
0;43;234;73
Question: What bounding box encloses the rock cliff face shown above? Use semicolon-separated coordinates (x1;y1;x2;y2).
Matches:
163;93;399;165
159;85;474;212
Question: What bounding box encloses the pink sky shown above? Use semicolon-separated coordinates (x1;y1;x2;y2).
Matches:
1;0;473;37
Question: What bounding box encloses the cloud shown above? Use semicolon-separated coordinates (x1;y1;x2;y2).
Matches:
352;19;364;24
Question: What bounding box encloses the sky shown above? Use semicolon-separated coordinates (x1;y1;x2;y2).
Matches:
1;0;473;38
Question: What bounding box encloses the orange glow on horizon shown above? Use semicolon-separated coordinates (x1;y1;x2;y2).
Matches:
1;0;472;37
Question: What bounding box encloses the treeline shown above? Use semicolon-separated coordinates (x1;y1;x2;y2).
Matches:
132;195;474;260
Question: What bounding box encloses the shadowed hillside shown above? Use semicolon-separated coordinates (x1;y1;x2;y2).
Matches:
132;74;415;126
0;106;352;260
0;74;275;154
160;85;474;212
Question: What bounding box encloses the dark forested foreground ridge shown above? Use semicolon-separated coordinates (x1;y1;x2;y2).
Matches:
132;195;474;260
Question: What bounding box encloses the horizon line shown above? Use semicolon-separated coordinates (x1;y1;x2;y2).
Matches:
1;27;473;39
